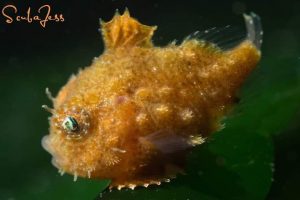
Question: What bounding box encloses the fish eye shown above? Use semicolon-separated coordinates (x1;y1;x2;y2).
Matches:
62;116;79;133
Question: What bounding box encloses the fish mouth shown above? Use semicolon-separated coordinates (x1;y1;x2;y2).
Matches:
41;135;63;168
41;135;53;154
42;135;67;174
41;134;97;180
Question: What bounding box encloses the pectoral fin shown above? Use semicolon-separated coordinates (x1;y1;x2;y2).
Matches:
139;129;205;154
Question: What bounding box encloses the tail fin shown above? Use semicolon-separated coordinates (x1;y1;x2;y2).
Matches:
243;12;263;50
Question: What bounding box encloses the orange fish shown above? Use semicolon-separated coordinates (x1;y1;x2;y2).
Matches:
42;9;262;190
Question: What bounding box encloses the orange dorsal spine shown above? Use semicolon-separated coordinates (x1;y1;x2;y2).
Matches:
100;9;157;49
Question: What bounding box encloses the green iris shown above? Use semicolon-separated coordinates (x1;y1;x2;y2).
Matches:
62;116;79;132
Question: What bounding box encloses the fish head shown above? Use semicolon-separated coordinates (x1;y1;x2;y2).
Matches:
42;94;113;179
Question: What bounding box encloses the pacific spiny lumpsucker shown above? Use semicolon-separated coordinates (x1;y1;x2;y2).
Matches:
42;10;262;190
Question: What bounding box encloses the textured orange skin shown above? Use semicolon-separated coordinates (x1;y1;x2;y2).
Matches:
42;10;260;188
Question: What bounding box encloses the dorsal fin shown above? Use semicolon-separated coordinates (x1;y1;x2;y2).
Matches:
100;9;157;49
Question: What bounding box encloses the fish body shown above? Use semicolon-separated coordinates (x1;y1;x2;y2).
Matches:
42;10;262;189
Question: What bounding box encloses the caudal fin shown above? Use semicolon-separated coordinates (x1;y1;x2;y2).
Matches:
243;12;263;50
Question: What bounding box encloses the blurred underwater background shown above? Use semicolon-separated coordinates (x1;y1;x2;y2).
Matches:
0;0;299;199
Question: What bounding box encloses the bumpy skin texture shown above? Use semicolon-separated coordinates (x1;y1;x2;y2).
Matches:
42;10;261;189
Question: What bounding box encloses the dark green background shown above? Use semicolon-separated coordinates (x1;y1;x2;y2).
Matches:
0;0;299;199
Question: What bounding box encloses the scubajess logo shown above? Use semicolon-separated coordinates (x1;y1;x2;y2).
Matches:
1;4;65;28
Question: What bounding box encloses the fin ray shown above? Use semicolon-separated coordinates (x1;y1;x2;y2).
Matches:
183;25;245;50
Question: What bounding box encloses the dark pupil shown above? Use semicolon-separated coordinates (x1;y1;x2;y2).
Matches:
64;116;79;132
